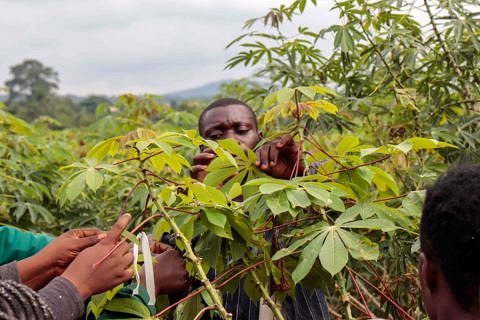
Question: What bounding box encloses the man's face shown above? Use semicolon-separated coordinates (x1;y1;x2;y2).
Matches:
200;104;261;149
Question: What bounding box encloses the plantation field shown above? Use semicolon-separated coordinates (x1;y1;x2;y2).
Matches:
1;0;479;319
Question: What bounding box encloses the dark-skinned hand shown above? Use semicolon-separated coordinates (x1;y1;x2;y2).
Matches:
190;147;216;182
17;228;106;290
61;214;134;300
255;134;305;179
139;242;188;295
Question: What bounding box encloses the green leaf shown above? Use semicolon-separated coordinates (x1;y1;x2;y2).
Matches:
297;86;316;99
195;232;222;268
286;189;311;208
66;172;86;201
337;229;379;261
341;218;396;232
292;231;327;283
204;166;237;187
336;136;359;155
263;91;277;107
319;229;348;276
276;88;295;104
87;137;120;161
259;183;290;194
302;182;330;204
85;168;103;193
218;138;248;161
400;190;425;217
204;208;227;228
369;166;399;195
336;203;375;224
103;298;151;318
265;191;290;215
227;182;242;200
272;229;323;261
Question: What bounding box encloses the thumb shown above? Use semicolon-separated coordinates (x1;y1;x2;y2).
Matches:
103;213;132;244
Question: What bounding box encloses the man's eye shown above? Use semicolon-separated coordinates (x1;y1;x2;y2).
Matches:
209;133;223;139
236;128;249;135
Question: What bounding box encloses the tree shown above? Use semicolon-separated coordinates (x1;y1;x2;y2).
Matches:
5;59;59;120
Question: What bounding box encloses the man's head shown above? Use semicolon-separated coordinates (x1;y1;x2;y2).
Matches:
198;98;261;149
420;164;480;319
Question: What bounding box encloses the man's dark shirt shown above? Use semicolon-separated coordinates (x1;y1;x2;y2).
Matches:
221;280;330;320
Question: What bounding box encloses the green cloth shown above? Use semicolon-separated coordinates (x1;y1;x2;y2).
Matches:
0;226;54;264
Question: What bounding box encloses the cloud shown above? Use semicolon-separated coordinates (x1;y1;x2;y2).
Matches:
0;0;337;95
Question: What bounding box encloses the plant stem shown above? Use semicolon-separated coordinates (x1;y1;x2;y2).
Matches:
337;273;353;320
141;168;231;320
248;267;285;320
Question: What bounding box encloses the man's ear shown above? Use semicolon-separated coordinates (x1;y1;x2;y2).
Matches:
420;252;438;295
257;130;263;140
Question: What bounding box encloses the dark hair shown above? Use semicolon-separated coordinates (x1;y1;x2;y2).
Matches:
198;98;257;136
420;164;480;312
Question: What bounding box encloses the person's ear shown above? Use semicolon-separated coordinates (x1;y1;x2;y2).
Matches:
420;252;439;295
257;130;263;140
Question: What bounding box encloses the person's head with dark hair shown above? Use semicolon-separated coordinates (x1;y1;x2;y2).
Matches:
192;97;304;181
197;98;260;149
420;164;480;319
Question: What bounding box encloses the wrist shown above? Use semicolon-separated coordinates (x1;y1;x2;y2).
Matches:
17;252;56;290
61;272;92;300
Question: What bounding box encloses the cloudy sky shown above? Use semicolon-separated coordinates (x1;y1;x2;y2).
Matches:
0;0;337;96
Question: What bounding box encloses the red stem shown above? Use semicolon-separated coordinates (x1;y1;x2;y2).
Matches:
120;179;146;216
193;305;217;320
155;259;269;317
347;267;375;318
346;267;414;320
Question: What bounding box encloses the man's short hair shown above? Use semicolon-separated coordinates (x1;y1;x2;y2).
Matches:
420;164;480;312
198;98;257;136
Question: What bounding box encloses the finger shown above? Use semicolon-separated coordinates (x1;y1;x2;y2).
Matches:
269;143;280;166
73;234;106;251
276;134;294;149
193;153;216;165
151;241;172;254
119;268;134;281
117;242;131;256
123;252;134;267
258;145;271;172
191;165;207;173
74;229;106;238
104;213;131;244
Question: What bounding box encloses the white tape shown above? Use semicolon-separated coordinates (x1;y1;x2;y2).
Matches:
132;236;140;296
140;232;156;306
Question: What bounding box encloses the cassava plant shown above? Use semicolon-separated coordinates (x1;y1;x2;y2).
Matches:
58;85;454;319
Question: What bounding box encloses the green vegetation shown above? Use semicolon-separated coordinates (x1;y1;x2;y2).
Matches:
1;0;479;319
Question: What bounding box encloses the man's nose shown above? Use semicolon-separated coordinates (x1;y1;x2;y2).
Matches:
224;131;237;140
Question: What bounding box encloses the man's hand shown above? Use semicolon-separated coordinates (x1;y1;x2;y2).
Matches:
255;134;305;179
17;228;106;290
190;147;216;182
61;214;134;300
140;249;188;296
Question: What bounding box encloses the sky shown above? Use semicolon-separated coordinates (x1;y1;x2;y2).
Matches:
0;0;338;96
